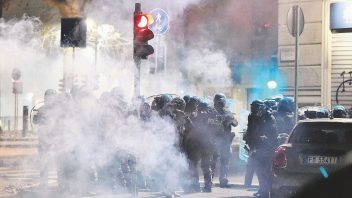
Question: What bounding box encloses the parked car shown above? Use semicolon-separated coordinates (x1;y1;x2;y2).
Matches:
271;118;352;198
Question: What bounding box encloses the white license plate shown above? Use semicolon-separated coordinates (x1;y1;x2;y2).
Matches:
305;156;338;165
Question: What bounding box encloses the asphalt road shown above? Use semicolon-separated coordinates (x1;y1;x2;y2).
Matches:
0;165;258;198
0;137;258;197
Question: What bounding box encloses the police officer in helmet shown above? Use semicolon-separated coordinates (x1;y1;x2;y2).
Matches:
246;100;278;198
212;93;238;188
33;89;58;189
184;100;217;192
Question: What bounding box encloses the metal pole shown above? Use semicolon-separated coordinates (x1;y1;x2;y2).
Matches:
0;78;2;119
155;36;159;73
134;59;141;98
14;93;18;132
16;94;18;132
22;106;28;137
134;3;142;99
94;37;98;72
164;43;167;75
294;5;300;123
14;94;16;132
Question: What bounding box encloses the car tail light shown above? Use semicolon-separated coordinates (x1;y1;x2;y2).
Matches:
273;146;287;169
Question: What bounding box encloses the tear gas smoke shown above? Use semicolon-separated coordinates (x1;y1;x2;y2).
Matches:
0;0;235;195
0;16;62;115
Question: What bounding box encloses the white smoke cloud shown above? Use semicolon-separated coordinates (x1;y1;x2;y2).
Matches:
0;0;235;195
0;16;62;117
0;14;190;196
183;48;232;87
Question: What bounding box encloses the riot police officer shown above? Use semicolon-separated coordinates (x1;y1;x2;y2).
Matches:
183;95;191;106
184;96;201;117
151;94;172;113
275;97;294;135
184;100;218;192
246;100;278;198
33;89;58;189
161;97;191;151
212;93;238;188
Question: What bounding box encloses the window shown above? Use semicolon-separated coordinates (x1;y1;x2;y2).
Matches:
289;122;352;144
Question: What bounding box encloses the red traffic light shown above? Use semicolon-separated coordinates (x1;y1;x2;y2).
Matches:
137;15;148;28
135;29;154;43
135;15;149;29
133;4;154;60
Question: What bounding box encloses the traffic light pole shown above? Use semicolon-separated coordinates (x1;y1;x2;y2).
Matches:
133;2;154;98
134;58;141;98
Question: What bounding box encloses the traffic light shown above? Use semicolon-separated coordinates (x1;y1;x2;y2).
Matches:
133;3;154;60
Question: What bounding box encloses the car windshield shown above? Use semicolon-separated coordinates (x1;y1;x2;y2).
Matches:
289;122;352;144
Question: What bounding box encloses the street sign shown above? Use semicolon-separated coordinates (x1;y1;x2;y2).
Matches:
287;5;304;124
287;6;304;37
149;8;169;35
11;68;21;81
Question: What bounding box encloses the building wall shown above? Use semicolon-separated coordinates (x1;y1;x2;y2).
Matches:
278;0;323;106
322;0;352;108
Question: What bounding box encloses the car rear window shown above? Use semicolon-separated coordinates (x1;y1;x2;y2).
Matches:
289;122;352;144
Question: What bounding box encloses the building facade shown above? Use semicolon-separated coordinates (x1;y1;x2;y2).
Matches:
278;0;352;109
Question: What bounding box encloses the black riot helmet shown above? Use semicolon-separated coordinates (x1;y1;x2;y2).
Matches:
250;100;265;116
278;97;294;113
44;89;57;104
185;96;201;114
214;93;226;110
264;99;278;111
332;105;347;118
198;100;210;112
183;95;191;104
151;94;172;111
171;97;186;112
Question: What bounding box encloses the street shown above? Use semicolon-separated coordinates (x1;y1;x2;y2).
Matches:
0;135;258;198
2;0;352;198
0;169;258;198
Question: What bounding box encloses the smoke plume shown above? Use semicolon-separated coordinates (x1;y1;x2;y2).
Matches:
0;0;238;195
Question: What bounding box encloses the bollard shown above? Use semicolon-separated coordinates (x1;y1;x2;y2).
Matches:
7;120;10;131
23;106;29;137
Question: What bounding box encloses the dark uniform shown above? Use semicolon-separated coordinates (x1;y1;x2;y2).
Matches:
275;97;295;135
151;94;172;113
33;89;58;189
212;93;238;187
246;100;278;198
161;97;191;152
184;101;218;192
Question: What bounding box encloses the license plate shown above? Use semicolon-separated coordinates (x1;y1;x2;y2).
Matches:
305;156;338;165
